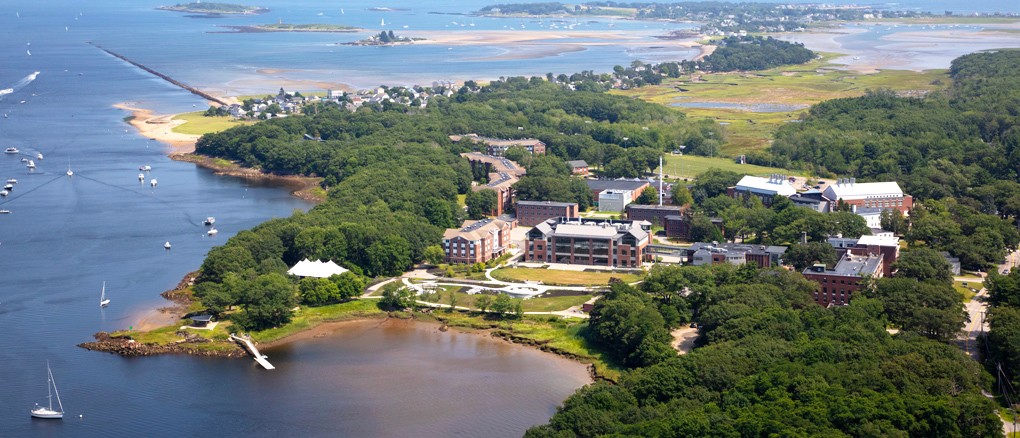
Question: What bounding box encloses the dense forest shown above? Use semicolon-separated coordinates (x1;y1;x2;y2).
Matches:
983;271;1020;412
527;263;999;437
700;36;815;72
768;51;1020;270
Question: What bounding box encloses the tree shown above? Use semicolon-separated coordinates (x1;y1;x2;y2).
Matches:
330;272;365;301
893;247;953;284
588;284;673;367
199;246;256;284
490;293;514;316
689;215;723;243
636;186;659;205
466;189;498;219
366;235;412;277
299;277;341;306
784;242;838;271
378;282;414;310
447;289;458;311
423;245;445;266
880;208;909;235
475;294;493;313
670;185;693;206
234;273;297;331
868;277;967;342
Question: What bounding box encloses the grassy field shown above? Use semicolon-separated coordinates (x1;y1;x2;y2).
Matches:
522;292;593;312
612;53;949;155
172;111;254;136
658;154;796;180
953;280;978;302
250;299;385;342
491;267;642;286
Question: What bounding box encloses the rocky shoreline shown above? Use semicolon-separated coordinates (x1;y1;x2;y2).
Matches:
170;152;325;203
78;331;245;358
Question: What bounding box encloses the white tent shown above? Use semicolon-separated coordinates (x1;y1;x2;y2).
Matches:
287;258;349;278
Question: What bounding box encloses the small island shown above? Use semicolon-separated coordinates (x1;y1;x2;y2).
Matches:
214;23;361;33
344;30;424;46
158;2;268;15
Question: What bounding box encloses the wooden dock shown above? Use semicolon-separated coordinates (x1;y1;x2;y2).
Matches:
229;334;275;370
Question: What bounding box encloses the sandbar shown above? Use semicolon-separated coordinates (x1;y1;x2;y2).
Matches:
114;103;201;154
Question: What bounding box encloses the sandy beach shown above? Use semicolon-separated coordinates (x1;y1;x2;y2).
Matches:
114;103;201;154
407;29;704;61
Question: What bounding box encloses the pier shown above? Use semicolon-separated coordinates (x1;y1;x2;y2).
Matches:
229;334;276;370
88;42;229;106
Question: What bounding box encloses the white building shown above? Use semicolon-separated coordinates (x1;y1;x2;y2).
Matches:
730;174;797;206
599;189;632;212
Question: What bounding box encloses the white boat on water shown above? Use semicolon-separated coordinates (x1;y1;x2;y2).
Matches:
4;147;18;154
7;178;17;184
207;228;218;236
0;209;11;214
30;362;64;420
150;178;157;187
1;190;8;197
164;241;171;249
37;152;43;160
99;281;110;307
138;173;145;181
3;183;12;190
26;160;35;169
204;217;215;226
140;165;151;171
0;88;13;96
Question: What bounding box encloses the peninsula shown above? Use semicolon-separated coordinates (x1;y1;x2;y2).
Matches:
157;2;268;15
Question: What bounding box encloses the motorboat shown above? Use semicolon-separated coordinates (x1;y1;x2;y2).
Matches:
3;183;12;190
26;160;35;169
21;158;28;162
207;228;218;236
140;165;151;171
4;147;19;154
37;152;43;160
138;173;145;181
204;217;215;226
164;241;171;249
7;178;17;184
0;209;11;214
1;190;8;197
150;178;157;187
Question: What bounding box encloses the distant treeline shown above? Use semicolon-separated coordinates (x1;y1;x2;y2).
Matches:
701;36;815;72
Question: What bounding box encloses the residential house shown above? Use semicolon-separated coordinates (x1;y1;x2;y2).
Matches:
566;160;589;175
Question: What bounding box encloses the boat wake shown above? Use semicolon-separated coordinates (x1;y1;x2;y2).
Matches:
0;71;40;101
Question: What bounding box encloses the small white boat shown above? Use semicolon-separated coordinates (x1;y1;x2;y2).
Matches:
164;241;171;249
4;147;19;154
26;160;35;169
150;178;157;187
3;183;12;190
1;190;8;197
37;153;43;160
7;178;17;184
0;209;11;214
99;281;110;307
207;228;218;236
138;173;145;181
204;217;215;226
21;158;28;162
140;165;151;171
30;362;64;420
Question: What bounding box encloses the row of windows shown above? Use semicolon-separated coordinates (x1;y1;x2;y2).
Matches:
862;198;903;208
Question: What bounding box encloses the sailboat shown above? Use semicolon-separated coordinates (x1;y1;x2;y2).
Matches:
100;281;110;307
31;362;64;419
380;18;385;27
66;158;73;177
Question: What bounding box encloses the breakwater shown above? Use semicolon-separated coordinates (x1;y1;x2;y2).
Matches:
88;42;229;106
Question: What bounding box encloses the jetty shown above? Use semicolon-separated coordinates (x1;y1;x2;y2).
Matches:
229;334;275;370
88;42;228;106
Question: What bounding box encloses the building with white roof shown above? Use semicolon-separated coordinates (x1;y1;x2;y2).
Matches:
287;259;350;278
728;174;797;206
822;179;912;214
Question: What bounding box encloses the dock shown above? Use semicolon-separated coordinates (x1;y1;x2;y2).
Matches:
229;334;275;370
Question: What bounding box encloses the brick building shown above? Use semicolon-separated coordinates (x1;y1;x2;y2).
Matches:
462;152;526;217
685;242;787;268
450;134;546;156
516;200;579;227
827;234;900;277
442;218;513;264
567;160;589;175
802;252;884;307
626;204;687;228
822;179;913;214
586;179;649;204
524;217;649;268
663;214;724;240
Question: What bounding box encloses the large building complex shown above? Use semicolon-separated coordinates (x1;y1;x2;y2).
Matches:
626;204;686;228
451;134;546;156
821;179;913;214
442;218;514;264
684;242;787;268
586;179;649;204
462;152;526;217
516;200;579;227
524;217;649;268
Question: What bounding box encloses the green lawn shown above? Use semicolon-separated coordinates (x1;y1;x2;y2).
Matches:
612;54;949;155
523;293;593;312
658;154;795;180
953;280;978;303
172;111;255;136
491;267;641;286
250;299;385;342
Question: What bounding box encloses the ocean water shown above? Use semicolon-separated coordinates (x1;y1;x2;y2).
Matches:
0;0;1014;436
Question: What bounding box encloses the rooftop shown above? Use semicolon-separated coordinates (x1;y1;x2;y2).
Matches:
823;180;903;200
444;218;508;241
518;200;577;208
586;179;649;193
856;234;900;247
734;175;797;197
566;160;588;168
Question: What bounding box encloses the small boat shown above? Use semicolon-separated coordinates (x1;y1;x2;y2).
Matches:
207;228;218;236
4;147;19;154
99;281;110;307
21;158;28;162
1;190;8;197
164;241;171;249
7;178;17;184
30;362;64;419
150;178;157;187
0;209;11;214
37;153;43;160
140;165;151;171
3;183;12;190
138;173;145;181
204;217;215;226
26;160;35;169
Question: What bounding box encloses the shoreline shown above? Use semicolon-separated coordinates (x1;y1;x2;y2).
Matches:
114;102;326;203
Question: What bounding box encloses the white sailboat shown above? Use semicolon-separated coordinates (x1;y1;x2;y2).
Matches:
380;18;385;27
99;281;110;307
30;362;64;419
66;158;73;177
